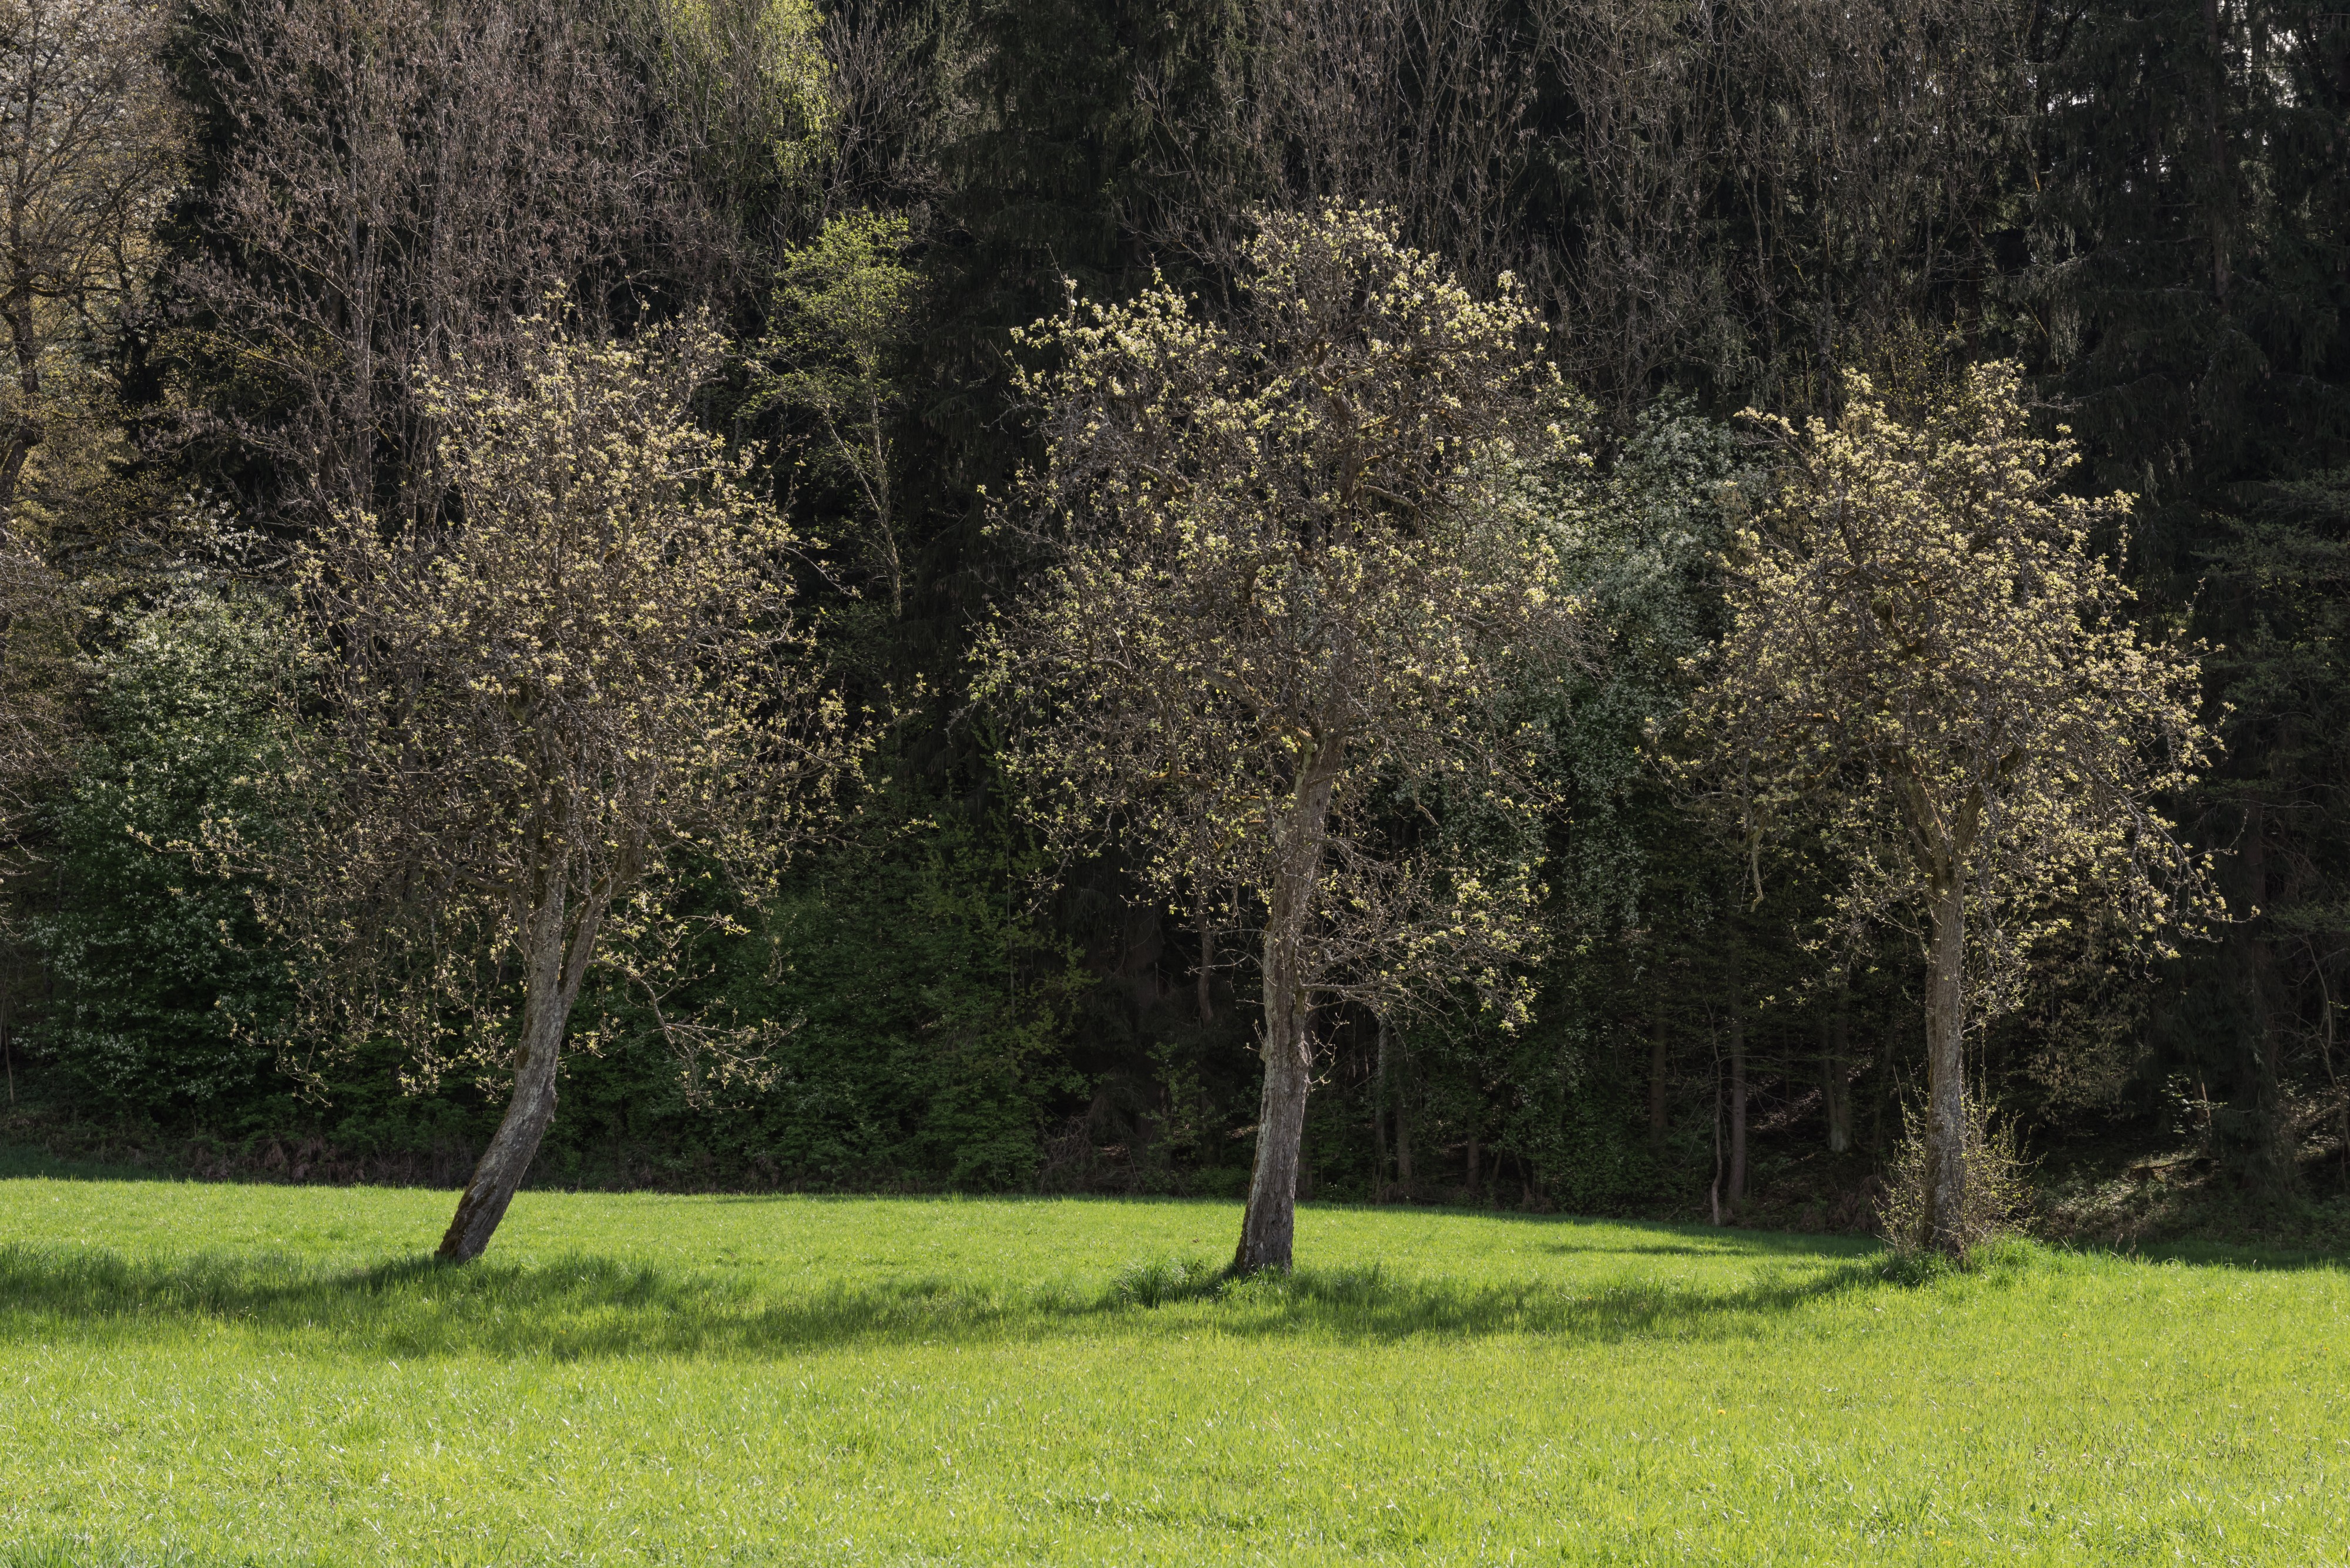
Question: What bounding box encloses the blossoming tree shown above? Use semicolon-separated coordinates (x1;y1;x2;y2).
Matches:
978;206;1583;1273
215;311;862;1261
1683;362;2215;1255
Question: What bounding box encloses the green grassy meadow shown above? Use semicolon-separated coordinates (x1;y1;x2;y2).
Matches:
1;1175;2345;1565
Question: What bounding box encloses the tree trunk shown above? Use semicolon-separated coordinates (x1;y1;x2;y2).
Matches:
1465;1124;1480;1196
2200;0;2238;310
1727;1001;1748;1209
1868;1010;1893;1156
1372;1013;1391;1196
1709;1063;1725;1225
1234;769;1336;1274
1393;1042;1415;1193
1646;1009;1670;1157
438;877;603;1262
2319;956;2348;1183
1922;882;1969;1257
1825;981;1852;1155
2227;800;2294;1201
1234;961;1312;1272
1195;893;1216;1022
0;263;44;536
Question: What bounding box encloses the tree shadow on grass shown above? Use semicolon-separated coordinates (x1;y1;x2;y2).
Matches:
0;1239;1889;1361
1533;1238;1845;1260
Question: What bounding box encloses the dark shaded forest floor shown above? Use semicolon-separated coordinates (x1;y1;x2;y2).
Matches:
1722;1118;2350;1254
10;1104;2349;1258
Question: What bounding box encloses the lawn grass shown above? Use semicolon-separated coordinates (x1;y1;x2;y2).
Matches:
1;1174;2344;1565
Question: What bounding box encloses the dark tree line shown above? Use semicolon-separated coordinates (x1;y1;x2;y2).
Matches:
1;0;2346;1238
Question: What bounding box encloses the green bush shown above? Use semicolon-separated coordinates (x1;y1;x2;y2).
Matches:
1876;1097;2035;1260
26;592;300;1118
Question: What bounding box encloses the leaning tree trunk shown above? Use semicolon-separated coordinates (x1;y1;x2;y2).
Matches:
438;878;603;1262
1234;773;1335;1274
1235;923;1312;1272
1922;882;1969;1257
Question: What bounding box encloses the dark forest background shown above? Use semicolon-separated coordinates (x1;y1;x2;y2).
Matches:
4;0;2348;1241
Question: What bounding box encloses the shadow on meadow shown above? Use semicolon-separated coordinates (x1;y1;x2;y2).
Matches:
0;1238;1895;1359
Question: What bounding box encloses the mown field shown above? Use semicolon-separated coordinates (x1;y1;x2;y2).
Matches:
0;1171;2344;1566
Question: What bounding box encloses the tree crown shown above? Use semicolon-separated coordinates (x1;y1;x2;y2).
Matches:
979;204;1585;1023
1681;361;2217;1015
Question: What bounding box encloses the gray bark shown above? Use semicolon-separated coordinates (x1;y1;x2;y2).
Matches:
1234;767;1336;1274
1922;881;1969;1255
1234;971;1312;1272
1372;1013;1391;1194
438;875;604;1262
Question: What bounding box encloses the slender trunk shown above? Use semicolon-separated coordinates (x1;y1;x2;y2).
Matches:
1195;893;1215;1023
2201;0;2237;309
2;31;41;531
1709;1059;1724;1226
1646;1009;1670;1157
344;104;378;513
1727;1013;1747;1208
1295;1016;1317;1204
864;388;902;619
1868;1011;1892;1156
1825;980;1852;1155
1465;1124;1480;1196
1393;1042;1415;1193
1922;882;1969;1257
1372;1014;1391;1196
2231;800;2294;1200
0;265;43;533
1234;768;1337;1274
2321;961;2347;1180
1727;951;1748;1207
438;877;604;1262
1296;1084;1313;1203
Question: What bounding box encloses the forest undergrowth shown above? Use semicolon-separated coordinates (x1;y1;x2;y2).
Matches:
14;1110;2350;1257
